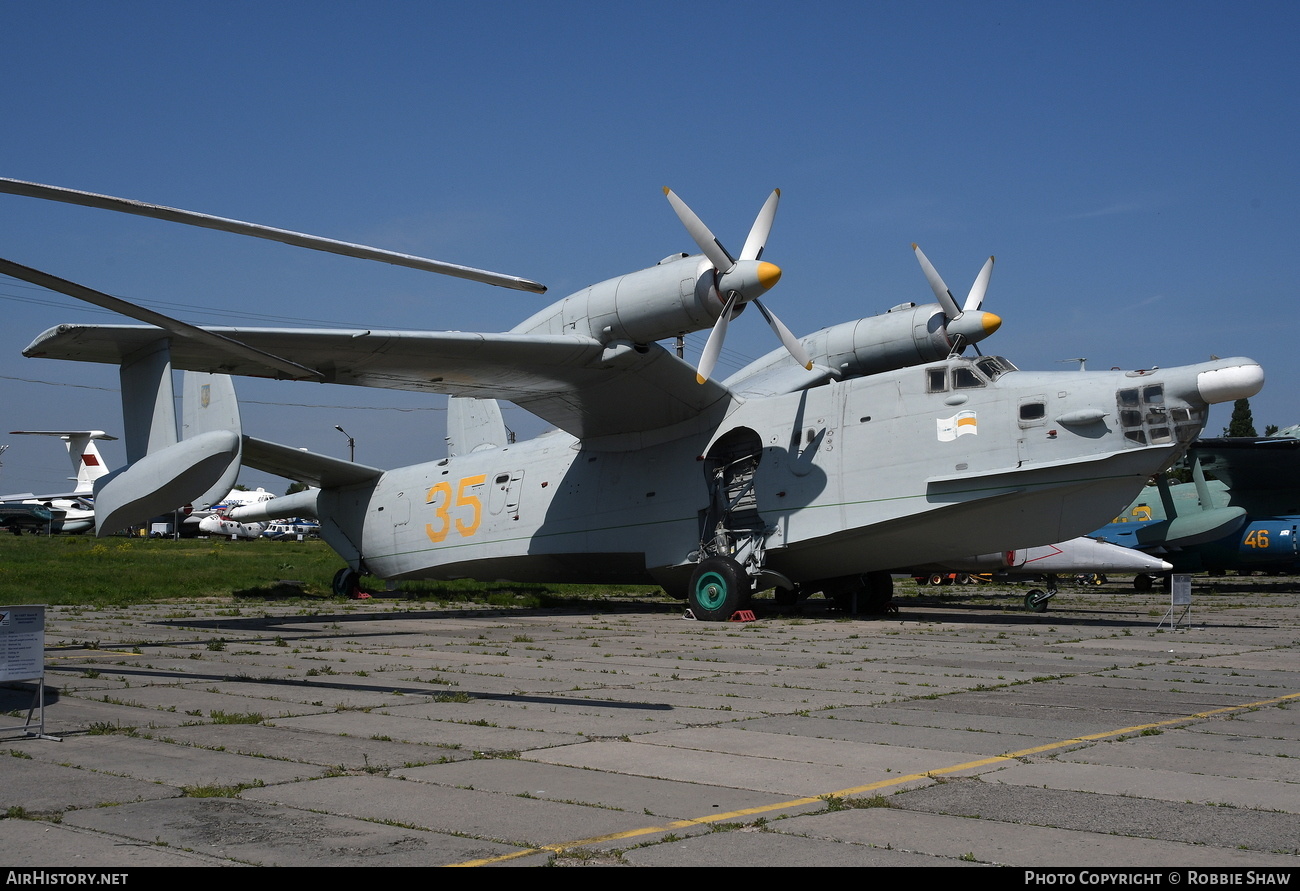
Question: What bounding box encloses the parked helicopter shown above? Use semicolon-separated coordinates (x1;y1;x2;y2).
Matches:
0;178;1265;618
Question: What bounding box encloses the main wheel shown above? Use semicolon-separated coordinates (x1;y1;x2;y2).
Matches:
688;556;749;621
332;567;368;599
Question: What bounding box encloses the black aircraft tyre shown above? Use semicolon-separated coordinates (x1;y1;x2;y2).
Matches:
1025;589;1050;612
332;567;361;599
688;556;749;621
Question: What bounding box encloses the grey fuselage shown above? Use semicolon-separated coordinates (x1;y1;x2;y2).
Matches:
315;354;1224;594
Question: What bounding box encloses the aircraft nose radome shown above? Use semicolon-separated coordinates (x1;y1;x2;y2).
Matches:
757;261;782;291
1197;360;1264;404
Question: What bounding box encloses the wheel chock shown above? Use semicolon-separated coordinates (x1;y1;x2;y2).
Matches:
729;610;757;623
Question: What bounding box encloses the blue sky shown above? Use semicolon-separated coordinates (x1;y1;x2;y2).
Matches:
1;1;1295;494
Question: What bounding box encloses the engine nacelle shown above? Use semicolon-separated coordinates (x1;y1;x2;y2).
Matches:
512;254;726;344
726;303;956;394
809;304;952;377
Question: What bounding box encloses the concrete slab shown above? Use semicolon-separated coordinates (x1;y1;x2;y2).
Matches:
2;580;1296;868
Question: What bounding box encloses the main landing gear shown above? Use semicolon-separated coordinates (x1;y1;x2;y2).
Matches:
687;556;751;621
332;567;371;600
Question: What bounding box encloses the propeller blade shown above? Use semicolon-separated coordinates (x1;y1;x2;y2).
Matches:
753;299;812;370
963;256;994;312
0;177;547;293
739;189;780;261
663;187;735;272
912;243;962;320
696;292;737;384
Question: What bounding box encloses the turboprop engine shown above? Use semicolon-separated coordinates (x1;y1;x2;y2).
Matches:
513;189;810;383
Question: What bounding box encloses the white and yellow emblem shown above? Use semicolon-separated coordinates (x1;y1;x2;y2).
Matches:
937;410;978;442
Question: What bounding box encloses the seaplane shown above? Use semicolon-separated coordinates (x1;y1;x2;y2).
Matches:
0;177;1264;617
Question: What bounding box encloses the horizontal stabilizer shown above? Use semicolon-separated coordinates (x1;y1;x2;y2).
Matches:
241;436;383;489
0;258;322;380
11;430;118;496
94;430;241;536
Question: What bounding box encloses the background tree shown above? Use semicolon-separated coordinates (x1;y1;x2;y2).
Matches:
1223;398;1258;437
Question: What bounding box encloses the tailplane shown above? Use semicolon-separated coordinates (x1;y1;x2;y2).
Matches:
8;430;118;496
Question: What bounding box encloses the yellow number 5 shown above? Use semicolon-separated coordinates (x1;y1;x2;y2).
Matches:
455;475;486;537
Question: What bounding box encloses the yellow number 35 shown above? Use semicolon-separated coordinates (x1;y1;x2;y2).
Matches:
425;475;487;543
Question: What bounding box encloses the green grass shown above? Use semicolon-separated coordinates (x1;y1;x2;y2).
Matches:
0;534;667;608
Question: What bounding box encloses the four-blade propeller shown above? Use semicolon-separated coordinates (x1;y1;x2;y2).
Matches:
664;188;812;383
911;244;1002;355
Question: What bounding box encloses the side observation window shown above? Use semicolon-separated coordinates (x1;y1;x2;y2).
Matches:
927;368;947;393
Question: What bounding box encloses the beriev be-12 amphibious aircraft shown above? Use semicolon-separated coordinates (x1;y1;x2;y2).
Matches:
0;178;1265;618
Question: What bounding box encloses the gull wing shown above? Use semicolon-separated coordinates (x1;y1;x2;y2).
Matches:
25;324;735;441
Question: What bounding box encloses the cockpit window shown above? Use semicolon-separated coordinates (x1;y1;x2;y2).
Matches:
975;356;1018;380
952;367;986;389
926;368;947;393
1117;382;1202;449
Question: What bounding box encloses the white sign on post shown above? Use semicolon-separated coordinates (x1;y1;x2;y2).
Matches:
0;604;57;740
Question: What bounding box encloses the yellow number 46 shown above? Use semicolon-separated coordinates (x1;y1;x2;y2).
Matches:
1243;528;1269;549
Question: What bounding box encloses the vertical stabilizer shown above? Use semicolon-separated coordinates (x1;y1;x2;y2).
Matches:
93;343;243;534
446;396;508;458
182;372;243;510
120;339;177;463
67;432;114;495
8;430;119;496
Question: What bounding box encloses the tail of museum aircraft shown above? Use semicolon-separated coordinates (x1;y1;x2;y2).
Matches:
91;355;245;536
8;429;117;496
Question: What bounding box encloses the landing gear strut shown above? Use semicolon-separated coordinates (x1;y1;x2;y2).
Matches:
1023;574;1059;612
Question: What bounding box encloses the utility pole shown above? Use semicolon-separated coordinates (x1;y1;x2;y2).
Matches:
334;425;355;462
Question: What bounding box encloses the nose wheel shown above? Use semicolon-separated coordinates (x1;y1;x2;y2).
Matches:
1024;588;1053;612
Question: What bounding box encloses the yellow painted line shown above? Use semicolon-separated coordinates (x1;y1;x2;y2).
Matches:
445;689;1300;867
44;648;139;661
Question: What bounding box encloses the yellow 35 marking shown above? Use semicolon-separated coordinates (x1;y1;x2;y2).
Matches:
425;475;487;543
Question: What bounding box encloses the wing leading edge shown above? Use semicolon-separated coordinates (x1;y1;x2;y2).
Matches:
25;324;735;441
